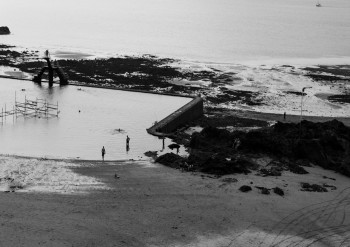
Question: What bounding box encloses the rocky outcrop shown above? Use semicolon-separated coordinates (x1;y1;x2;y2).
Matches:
155;153;186;169
236;120;350;176
300;183;328;192
156;120;350;177
188;120;349;176
0;26;10;35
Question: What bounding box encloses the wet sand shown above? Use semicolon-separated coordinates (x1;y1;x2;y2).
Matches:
1;158;350;246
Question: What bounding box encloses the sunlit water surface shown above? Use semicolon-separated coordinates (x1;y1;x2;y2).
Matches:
1;0;350;64
0;78;191;160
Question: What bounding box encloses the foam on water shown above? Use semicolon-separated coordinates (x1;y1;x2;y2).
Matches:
0;156;106;193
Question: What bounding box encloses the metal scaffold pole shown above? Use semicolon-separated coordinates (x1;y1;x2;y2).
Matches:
25;95;27;117
1;93;60;125
15;92;17;119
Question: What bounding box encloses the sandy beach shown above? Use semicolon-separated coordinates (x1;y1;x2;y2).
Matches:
1;0;349;246
0;156;349;246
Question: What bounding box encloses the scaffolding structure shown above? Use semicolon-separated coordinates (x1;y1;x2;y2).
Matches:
0;93;59;125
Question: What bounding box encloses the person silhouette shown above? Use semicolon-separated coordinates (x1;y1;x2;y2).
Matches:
101;146;106;161
126;135;130;147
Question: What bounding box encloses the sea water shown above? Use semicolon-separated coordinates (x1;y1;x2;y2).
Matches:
1;0;350;65
0;78;191;160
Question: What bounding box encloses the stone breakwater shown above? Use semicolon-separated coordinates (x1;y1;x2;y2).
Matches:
147;96;203;136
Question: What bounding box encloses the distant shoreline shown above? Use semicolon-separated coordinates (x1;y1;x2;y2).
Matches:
1;43;349;118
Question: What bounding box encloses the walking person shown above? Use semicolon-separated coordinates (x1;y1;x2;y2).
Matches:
283;112;286;121
101;146;106;161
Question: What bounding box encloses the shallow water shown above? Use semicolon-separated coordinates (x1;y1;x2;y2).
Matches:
0;78;191;160
1;0;350;64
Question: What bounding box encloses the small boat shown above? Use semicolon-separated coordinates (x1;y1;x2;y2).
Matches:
316;1;322;7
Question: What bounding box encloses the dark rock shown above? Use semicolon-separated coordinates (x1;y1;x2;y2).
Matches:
323;184;337;190
0;26;10;35
303;65;350;77
239;120;350;177
261;188;270;195
9;185;23;190
300;183;328;192
239;185;252;192
328;95;350;104
259;168;282;177
187;150;212;166
273;187;284;196
255;186;270;195
155;153;186;169
189;126;232;150
288;163;309;174
306;73;346;82
144;151;158;160
206;90;262;106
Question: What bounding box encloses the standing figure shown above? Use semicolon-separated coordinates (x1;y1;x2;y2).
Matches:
284;112;286;121
44;50;50;59
101;146;106;161
126;135;130;147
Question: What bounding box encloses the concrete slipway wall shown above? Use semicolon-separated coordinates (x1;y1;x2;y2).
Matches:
147;96;203;137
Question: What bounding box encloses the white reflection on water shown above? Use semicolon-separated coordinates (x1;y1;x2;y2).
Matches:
0;78;191;160
1;0;350;64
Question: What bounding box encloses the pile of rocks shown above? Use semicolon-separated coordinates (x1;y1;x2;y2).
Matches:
0;26;10;35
